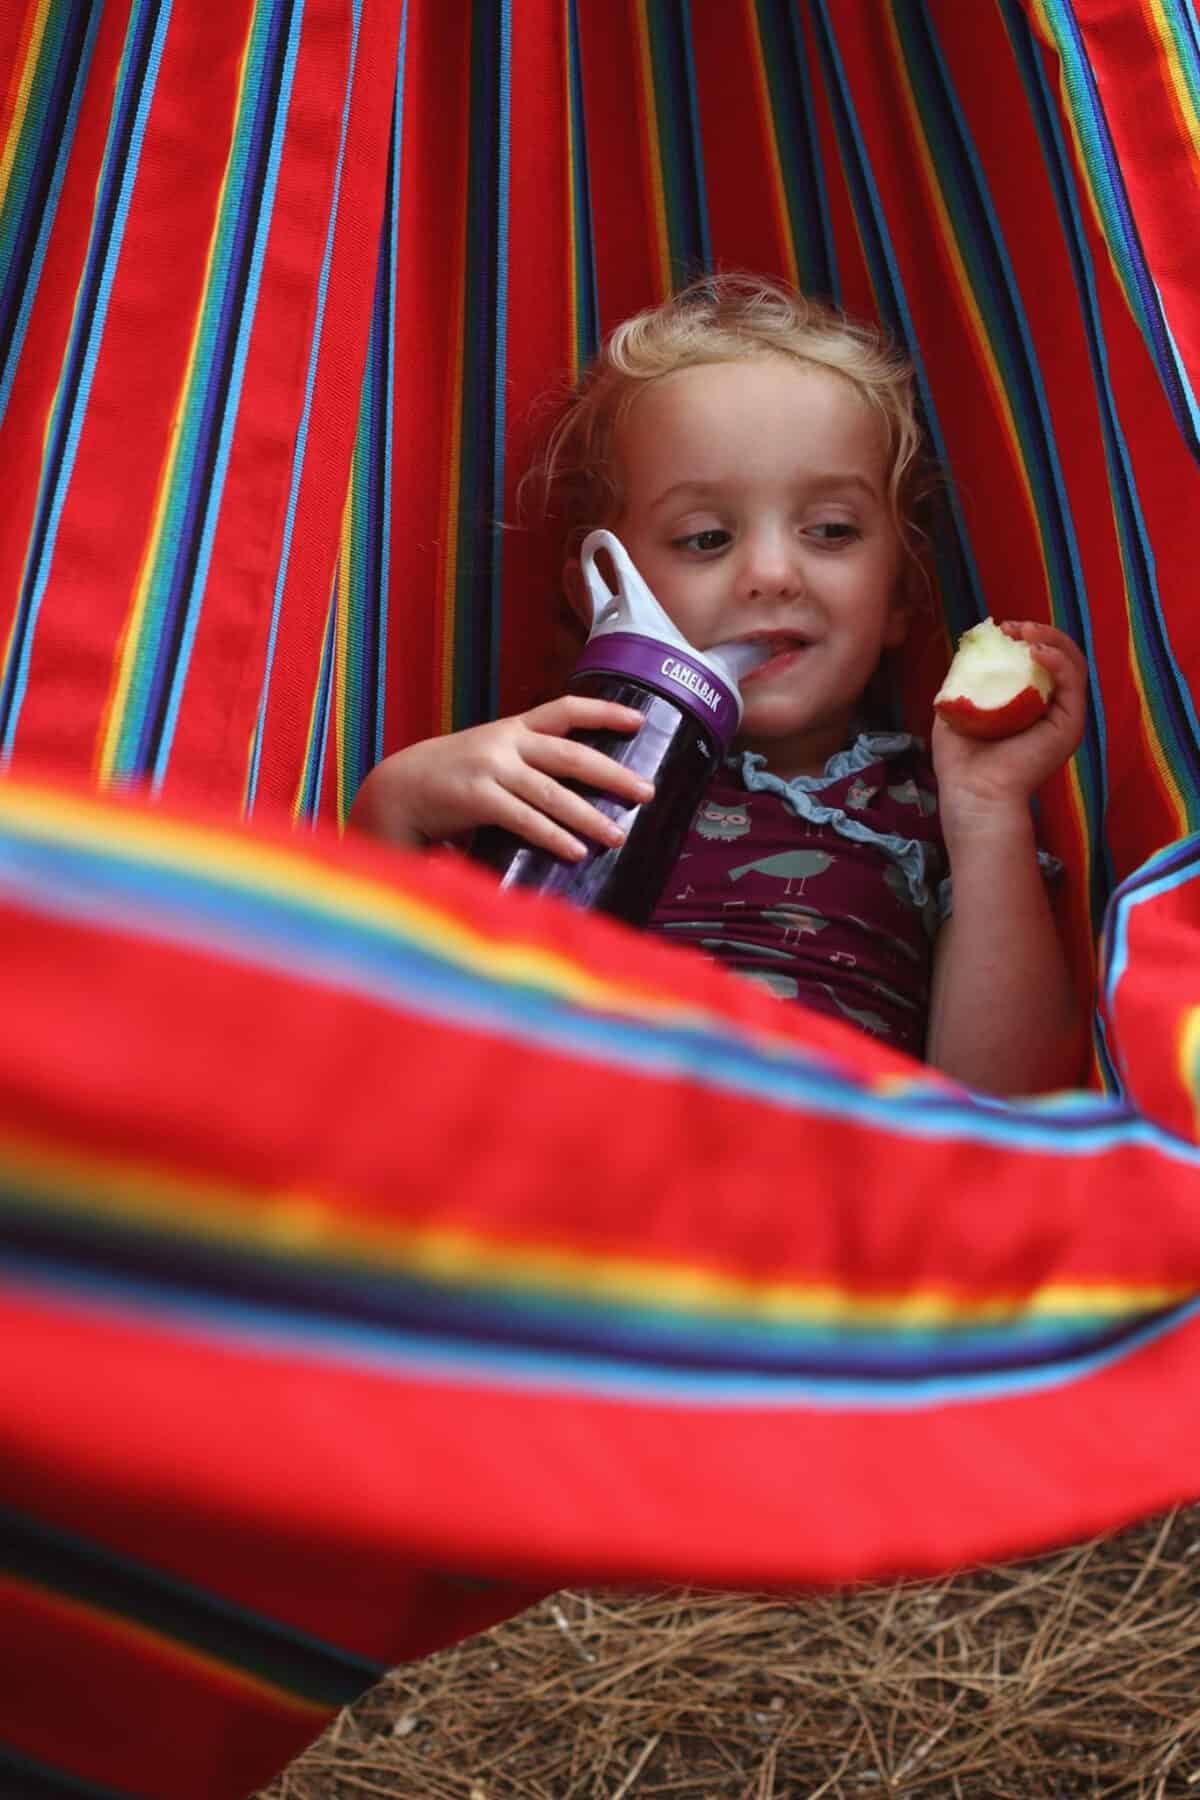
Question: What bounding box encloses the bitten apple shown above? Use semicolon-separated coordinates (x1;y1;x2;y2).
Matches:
934;618;1055;740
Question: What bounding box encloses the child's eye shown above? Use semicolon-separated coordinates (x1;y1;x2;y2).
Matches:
674;528;731;554
806;521;859;544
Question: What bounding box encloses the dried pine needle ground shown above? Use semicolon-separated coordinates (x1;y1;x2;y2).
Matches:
257;1508;1200;1800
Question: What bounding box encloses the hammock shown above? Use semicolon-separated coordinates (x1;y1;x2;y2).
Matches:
2;2;1200;1795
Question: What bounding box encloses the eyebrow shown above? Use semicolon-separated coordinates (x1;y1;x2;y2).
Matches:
649;472;882;511
649;480;723;512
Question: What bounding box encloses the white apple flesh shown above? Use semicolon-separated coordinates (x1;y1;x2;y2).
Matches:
934;618;1054;740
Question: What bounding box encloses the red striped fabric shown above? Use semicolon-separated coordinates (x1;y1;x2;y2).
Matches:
5;2;1200;1796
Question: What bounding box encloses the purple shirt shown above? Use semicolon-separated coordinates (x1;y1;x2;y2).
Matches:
648;734;947;1054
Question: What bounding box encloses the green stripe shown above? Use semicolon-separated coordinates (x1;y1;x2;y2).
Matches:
110;0;293;776
888;0;1117;922
644;0;710;285
754;0;839;300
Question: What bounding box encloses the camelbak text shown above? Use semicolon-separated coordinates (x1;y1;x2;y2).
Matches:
660;657;720;712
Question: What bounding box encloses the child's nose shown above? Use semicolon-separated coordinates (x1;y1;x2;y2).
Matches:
737;534;803;603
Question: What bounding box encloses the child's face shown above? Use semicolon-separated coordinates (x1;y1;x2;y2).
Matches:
605;355;907;778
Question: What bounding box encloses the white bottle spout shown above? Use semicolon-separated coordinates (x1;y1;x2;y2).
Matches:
580;530;692;648
580;528;772;694
707;637;772;682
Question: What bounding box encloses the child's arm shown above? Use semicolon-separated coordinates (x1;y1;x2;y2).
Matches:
925;624;1089;1095
349;696;654;861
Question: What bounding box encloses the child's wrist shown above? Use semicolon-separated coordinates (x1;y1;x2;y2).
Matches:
940;796;1036;858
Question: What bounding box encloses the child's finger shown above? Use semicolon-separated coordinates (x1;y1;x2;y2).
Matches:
521;730;656;804
484;789;593;861
1002;620;1087;671
523;695;645;736
1030;641;1087;707
509;765;632;850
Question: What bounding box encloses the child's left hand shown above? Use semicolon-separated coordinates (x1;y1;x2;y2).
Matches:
931;621;1087;842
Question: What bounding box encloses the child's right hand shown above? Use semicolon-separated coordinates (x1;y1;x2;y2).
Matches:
348;696;654;860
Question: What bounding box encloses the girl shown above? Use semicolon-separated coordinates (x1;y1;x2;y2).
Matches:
351;276;1087;1094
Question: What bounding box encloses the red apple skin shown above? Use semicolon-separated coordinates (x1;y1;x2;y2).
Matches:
934;686;1050;740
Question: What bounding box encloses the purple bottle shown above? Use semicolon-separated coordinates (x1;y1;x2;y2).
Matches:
469;530;766;926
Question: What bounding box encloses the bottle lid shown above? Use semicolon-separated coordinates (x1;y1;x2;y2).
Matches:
574;530;768;756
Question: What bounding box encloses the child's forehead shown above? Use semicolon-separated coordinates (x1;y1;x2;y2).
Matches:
620;355;870;437
613;355;883;481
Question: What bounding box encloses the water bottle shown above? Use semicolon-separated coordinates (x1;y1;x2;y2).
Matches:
469;529;766;925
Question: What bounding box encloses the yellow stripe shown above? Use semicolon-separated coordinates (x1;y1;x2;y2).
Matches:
1146;0;1200;176
1119;575;1191;839
883;8;1047;589
1024;0;1054;49
0;0;51;205
1016;4;1188;850
1;1572;331;1721
96;7;260;784
633;0;672;299
1027;0;1144;319
0;0;63;705
883;7;1101;926
0;775;731;1030
0;1120;1185;1330
745;0;800;292
1178;1006;1200;1142
289;577;336;825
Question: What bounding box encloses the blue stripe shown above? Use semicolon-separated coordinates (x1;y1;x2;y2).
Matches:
1049;0;1200;460
1102;836;1200;1003
1156;276;1200;449
376;0;407;766
806;0;988;641
244;0;364;810
488;0;512;722
297;584;337;822
755;0;840;301
0;6;103;433
566;0;599;364
1001;0;1198;865
140;0;303;781
2;1253;1195;1410
677;0;711;273
647;0;711;283
0;0;173;756
1;819;1197;1160
2;1187;1159;1378
893;2;1118;925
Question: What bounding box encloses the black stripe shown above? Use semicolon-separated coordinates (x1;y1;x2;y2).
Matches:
0;0;163;742
0;1504;382;1709
458;1;507;727
567;0;599;362
0;3;94;384
0;1205;1169;1383
647;0;710;286
755;0;837;301
894;0;1117;924
135;0;301;776
0;1742;139;1800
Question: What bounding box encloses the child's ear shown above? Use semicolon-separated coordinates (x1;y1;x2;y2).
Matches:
883;592;911;651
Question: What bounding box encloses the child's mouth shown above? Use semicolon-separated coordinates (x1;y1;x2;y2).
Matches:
737;635;812;685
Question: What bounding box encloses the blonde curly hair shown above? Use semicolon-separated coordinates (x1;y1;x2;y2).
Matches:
523;272;930;571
